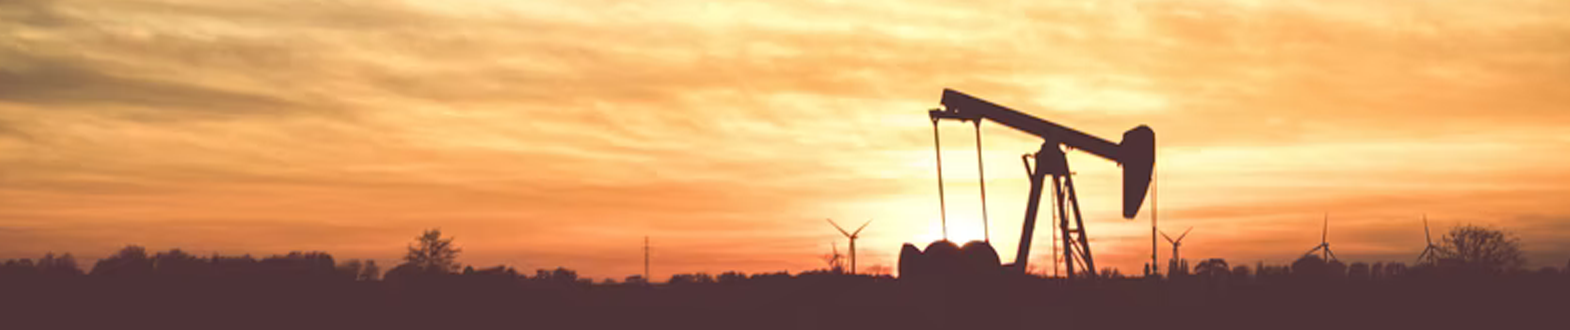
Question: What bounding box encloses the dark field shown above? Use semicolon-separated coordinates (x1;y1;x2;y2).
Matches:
4;269;1565;330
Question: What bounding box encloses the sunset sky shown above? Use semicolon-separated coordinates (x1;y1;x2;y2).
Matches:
2;0;1568;279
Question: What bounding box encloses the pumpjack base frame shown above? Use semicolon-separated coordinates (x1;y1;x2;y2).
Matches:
1016;142;1096;279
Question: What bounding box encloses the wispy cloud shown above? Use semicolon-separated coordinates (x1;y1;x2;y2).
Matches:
1;0;1567;277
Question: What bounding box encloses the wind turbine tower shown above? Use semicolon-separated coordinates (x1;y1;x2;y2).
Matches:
1161;226;1192;265
827;218;872;274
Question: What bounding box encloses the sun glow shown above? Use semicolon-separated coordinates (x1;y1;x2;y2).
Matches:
916;216;991;246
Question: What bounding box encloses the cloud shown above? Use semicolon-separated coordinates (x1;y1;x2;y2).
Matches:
2;0;1569;276
0;116;31;142
0;52;305;117
0;0;77;28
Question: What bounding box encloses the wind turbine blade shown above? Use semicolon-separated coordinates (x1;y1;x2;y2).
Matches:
852;219;872;236
826;219;851;237
1322;214;1329;243
1306;246;1323;255
1423;215;1432;244
1325;248;1337;261
1161;232;1174;243
1177;227;1193;242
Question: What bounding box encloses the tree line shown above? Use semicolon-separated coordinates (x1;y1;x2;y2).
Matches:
2;226;1568;330
2;225;1567;284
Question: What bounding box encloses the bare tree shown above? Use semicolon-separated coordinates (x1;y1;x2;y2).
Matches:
1437;224;1525;273
403;229;462;273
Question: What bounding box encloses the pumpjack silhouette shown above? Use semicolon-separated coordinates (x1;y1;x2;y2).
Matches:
900;89;1156;280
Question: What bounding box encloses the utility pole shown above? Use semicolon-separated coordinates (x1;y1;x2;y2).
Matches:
1151;166;1158;276
644;236;650;281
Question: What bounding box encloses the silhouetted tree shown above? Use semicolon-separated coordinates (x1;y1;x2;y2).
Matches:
668;272;713;285
403;229;461;274
1291;255;1327;279
1194;259;1230;279
1167;258;1190;277
260;252;338;278
91;245;153;277
153;249;205;276
339;259;365;280
1230;265;1251;282
749;271;791;281
1326;259;1347;279
36;253;81;276
623;274;648;285
1348;262;1370;281
717;271;747;284
1;259;36;277
383;263;428;283
1436;224;1525;274
533;267;579;285
210;254;258;277
465;266;518;282
1384;262;1408;278
552;267;577;282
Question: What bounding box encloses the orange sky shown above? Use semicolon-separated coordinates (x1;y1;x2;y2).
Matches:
2;0;1569;279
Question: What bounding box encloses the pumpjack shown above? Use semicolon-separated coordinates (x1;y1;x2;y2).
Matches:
899;89;1156;280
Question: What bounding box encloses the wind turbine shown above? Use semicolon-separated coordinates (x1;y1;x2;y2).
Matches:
1416;214;1440;263
822;242;845;272
1160;227;1192;264
827;218;872;274
1304;213;1338;261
